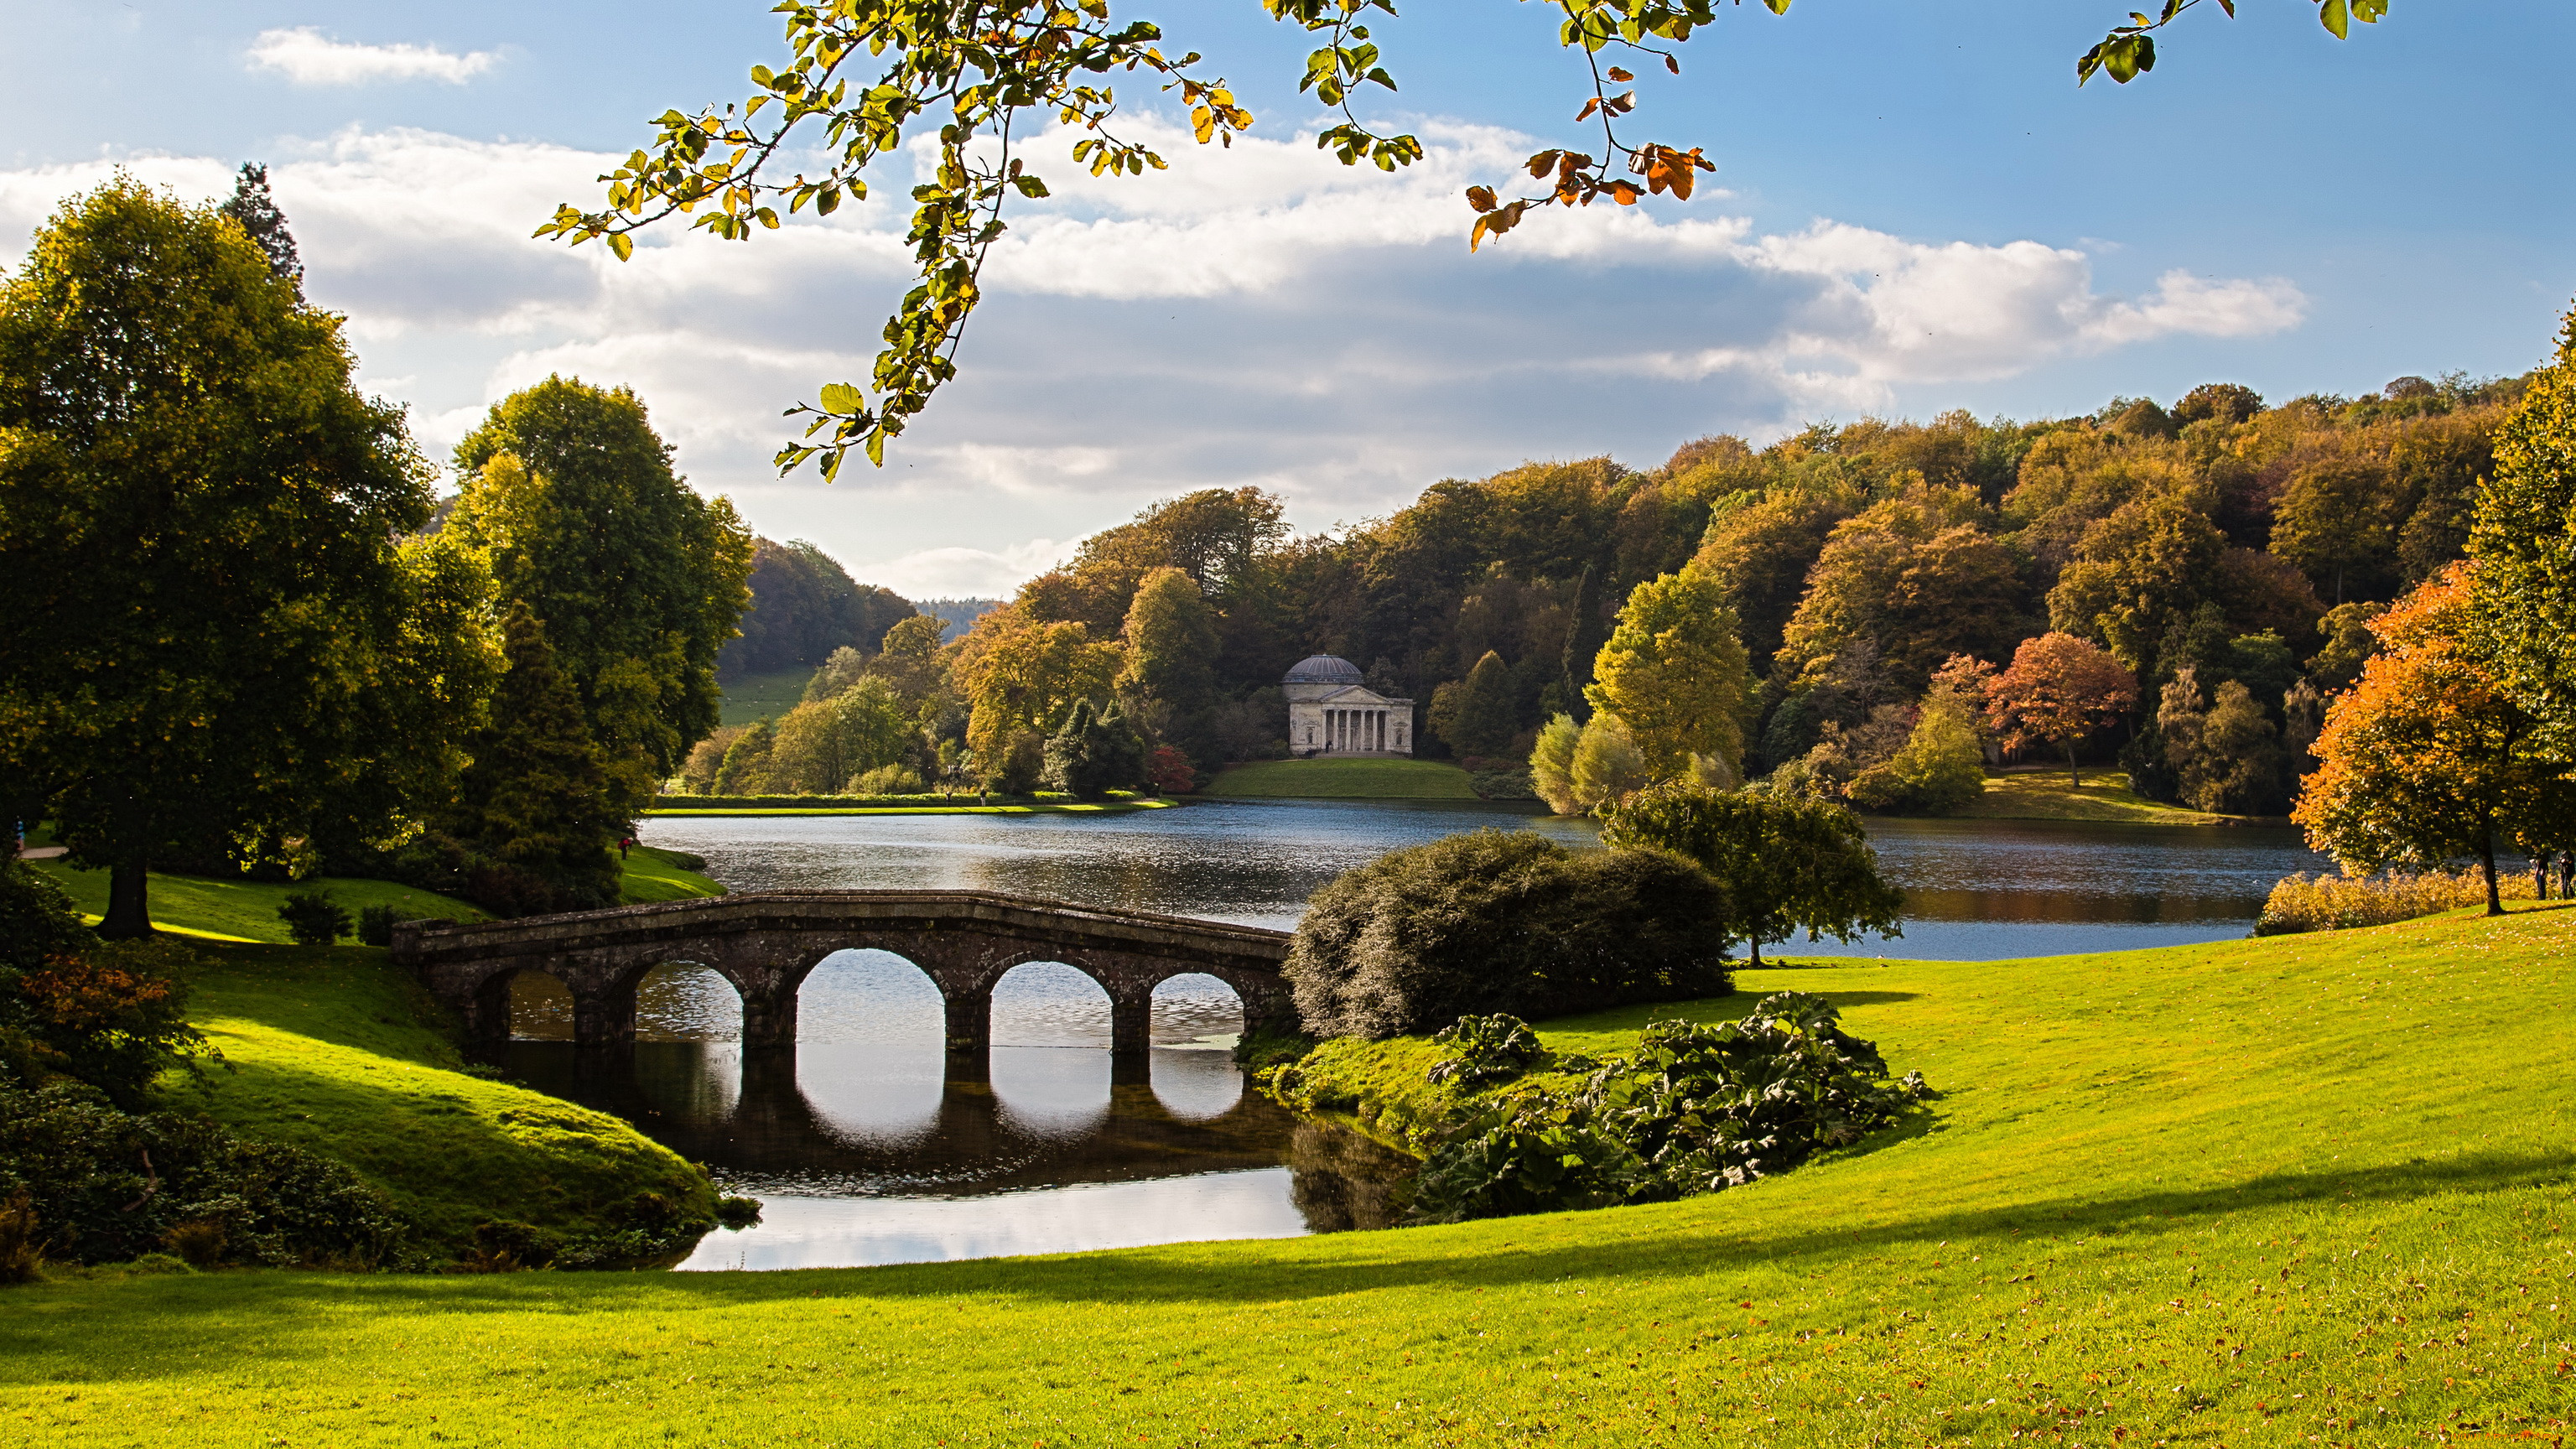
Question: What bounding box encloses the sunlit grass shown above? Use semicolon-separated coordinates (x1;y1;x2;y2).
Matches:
1955;766;2242;825
7;906;2570;1444
1206;757;1483;799
150;944;714;1249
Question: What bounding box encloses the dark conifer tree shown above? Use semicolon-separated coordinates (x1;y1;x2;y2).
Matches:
217;163;302;287
454;609;621;916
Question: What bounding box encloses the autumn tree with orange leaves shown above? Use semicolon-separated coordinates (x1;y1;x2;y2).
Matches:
1983;633;2137;787
2293;562;2573;915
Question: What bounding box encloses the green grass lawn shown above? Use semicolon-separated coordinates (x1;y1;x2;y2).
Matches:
1954;766;2245;825
27;845;721;941
153;944;715;1252
26;860;488;943
8;906;2572;1444
716;666;815;726
615;844;729;903
1205;756;1483;799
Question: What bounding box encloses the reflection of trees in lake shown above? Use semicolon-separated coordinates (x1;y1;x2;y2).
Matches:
1287;1120;1417;1233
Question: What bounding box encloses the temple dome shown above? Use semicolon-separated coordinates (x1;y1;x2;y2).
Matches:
1283;654;1364;686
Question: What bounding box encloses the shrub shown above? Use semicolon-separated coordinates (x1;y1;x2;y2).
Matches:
356;903;423;947
1145;745;1197;794
1286;830;1732;1039
276;890;351;946
1411;993;1930;1222
0;859;96;973
1426;1014;1544;1088
14;939;210;1108
0;1189;39;1285
715;1195;764;1229
2255;867;2534;936
849;764;927;796
0;1084;410;1268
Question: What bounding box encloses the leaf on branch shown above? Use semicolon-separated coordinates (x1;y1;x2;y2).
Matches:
1526;149;1562;179
1606;66;1633;82
1469;200;1529;253
1576;97;1602;122
818;382;864;414
607;232;633;262
1465;185;1498;213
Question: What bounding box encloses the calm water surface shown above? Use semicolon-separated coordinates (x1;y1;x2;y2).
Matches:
505;798;2328;1270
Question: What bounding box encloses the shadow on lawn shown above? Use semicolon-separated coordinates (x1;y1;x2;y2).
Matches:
9;1145;2563;1384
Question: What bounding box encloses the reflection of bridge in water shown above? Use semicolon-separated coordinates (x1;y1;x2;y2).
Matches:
506;1041;1358;1198
394;891;1295;1053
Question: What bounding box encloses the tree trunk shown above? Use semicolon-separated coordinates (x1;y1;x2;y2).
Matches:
2064;738;2082;789
2480;832;2502;917
1748;936;1763;969
99;853;153;938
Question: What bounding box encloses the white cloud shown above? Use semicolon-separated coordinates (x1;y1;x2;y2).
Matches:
0;121;2307;592
247;28;498;87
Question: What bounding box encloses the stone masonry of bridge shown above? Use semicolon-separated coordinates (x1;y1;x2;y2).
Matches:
388;890;1295;1053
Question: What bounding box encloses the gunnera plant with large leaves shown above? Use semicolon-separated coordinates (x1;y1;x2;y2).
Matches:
1411;992;1929;1222
1285;829;1732;1039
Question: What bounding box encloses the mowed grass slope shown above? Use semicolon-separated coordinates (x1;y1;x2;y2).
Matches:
1206;756;1482;799
155;944;717;1249
7;909;2574;1445
27;845;721;940
1958;767;2244;825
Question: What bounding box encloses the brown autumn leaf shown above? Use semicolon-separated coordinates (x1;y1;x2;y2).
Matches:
1465;184;1497;213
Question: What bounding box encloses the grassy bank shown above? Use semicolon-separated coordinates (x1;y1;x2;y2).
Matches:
1206;756;1483;799
1955;766;2249;825
25;845;723;941
153;944;718;1254
8;906;2571;1444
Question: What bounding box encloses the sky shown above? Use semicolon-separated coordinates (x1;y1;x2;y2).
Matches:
3;1;2568;597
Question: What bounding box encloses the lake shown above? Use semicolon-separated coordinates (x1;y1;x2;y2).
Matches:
494;797;2329;1270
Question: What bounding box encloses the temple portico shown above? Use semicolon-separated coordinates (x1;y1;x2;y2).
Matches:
1281;654;1414;757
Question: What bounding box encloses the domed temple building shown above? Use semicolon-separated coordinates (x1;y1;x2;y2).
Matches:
1281;654;1414;756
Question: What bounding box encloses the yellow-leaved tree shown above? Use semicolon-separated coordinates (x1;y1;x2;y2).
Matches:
1584;570;1752;783
952;605;1123;792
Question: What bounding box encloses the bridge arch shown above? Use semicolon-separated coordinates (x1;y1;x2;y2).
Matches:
397;890;1296;1053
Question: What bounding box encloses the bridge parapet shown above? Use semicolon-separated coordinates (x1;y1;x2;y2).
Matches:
392;889;1295;1053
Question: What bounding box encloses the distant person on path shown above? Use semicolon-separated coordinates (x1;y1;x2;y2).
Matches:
619;836;633;860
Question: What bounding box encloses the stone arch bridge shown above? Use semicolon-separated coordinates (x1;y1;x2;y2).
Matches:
389;891;1294;1053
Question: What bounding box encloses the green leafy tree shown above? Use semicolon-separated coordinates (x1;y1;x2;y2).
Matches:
714;719;777;796
1587;571;1753;781
2470;309;2576;751
1850;689;1986;815
2270;457;2398;605
721;537;913;678
1602;782;1903;968
2047;490;2227;676
952;605;1124;784
1041;699;1148;798
216;162;301;287
1434;651;1517;758
1117;566;1220;711
448;378;755;818
452;610;622;917
1530;713;1582;815
0;179;486;937
1570;712;1651;812
770;677;916;793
